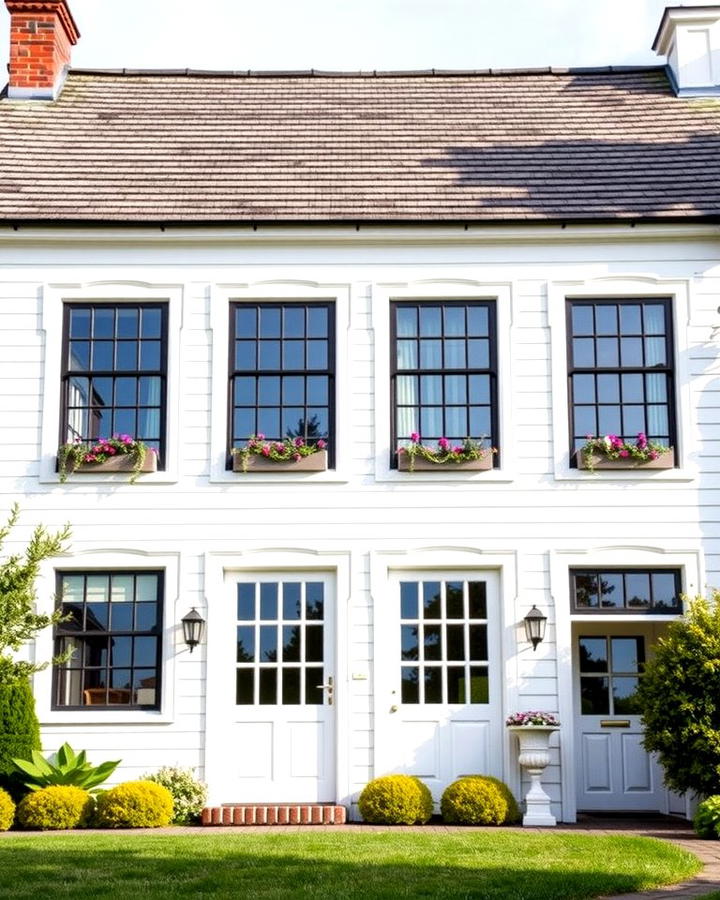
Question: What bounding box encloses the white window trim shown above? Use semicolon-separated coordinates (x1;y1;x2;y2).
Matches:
371;280;515;482
548;275;697;482
209;281;351;483
551;544;703;823
39;281;184;484
203;547;352;808
33;548;182;725
369;547;521;805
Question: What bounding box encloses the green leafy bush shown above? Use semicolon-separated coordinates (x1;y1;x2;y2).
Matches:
17;785;93;830
13;742;120;793
143;766;207;824
358;775;433;825
694;796;720;839
441;775;521;825
95;780;173;828
637;595;720;796
0;787;15;830
0;679;40;800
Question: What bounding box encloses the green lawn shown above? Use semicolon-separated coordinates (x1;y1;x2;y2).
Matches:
0;830;702;899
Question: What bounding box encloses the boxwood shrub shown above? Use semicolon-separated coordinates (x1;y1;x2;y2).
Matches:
441;775;521;825
17;785;93;830
95;780;173;828
358;774;433;825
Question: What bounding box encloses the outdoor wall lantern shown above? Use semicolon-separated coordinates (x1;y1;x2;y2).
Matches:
181;607;206;653
523;605;547;651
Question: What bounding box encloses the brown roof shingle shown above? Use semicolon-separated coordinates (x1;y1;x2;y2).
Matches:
0;66;719;223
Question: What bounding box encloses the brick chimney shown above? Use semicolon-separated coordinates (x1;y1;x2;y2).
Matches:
5;0;80;100
653;5;720;96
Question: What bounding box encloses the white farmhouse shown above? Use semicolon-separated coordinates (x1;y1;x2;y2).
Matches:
1;0;719;823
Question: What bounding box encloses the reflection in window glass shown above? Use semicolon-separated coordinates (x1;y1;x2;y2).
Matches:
571;569;681;613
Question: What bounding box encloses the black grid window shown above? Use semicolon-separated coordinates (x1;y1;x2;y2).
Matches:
391;301;497;467
53;571;163;709
567;299;676;462
229;302;334;465
62;304;168;466
571;568;682;614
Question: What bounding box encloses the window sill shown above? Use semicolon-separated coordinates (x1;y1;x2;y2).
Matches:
40;709;175;725
375;466;513;484
554;463;695;483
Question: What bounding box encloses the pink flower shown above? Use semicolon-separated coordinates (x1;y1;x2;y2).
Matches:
438;437;450;451
410;432;420;443
649;450;658;460
317;439;326;449
256;433;265;441
84;454;96;463
293;453;301;461
294;437;304;447
619;449;630;458
108;447;116;455
453;446;463;454
262;446;270;457
636;432;647;449
274;443;284;452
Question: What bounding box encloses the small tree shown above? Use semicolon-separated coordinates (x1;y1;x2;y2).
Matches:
637;594;720;796
0;504;71;798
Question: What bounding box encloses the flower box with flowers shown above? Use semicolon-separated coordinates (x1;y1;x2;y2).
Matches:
577;433;673;472
397;434;496;472
58;436;157;483
232;435;328;473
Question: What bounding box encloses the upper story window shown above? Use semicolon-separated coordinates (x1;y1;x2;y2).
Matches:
391;300;497;466
571;568;682;614
567;299;676;463
53;571;163;710
62;304;168;467
229;302;334;466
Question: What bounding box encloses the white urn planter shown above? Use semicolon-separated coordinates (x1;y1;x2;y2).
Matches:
507;725;558;827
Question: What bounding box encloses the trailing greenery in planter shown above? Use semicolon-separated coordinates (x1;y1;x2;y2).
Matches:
397;433;495;471
358;774;433;825
143;766;207;824
0;788;15;831
232;434;327;473
17;785;94;830
58;435;155;483
441;776;521;826
95;781;173;828
13;742;120;793
694;796;720;839
637;595;720;796
579;432;671;472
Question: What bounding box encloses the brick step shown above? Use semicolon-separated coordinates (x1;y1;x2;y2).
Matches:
201;804;347;826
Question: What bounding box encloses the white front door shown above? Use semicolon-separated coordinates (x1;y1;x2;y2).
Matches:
214;573;336;803
374;572;503;806
574;627;665;812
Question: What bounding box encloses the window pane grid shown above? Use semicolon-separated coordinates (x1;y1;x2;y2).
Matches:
236;581;325;706
571;568;681;613
62;304;167;464
230;303;334;466
400;579;489;705
579;636;645;716
391;301;497;464
53;571;162;709
568;299;675;457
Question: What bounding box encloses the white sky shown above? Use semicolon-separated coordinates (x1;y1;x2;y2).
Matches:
0;0;712;79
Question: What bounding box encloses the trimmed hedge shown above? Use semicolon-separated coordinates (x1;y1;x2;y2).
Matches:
95;781;173;828
441;775;521;825
358;775;433;825
17;785;93;830
0;788;15;831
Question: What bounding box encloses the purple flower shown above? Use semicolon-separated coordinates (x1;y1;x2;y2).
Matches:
410;432;420;443
317;439;326;449
636;432;648;449
294;437;305;447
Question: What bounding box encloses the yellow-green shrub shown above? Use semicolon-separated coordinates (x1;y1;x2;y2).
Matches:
358;775;433;825
0;788;15;831
441;775;520;825
17;785;93;830
95;780;173;828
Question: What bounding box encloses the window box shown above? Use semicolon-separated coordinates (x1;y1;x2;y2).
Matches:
576;450;674;471
71;453;158;476
233;449;328;473
398;453;494;472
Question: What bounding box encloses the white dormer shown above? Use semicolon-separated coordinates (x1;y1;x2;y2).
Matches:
653;4;720;96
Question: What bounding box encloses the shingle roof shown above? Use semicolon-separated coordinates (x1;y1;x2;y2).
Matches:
0;66;719;224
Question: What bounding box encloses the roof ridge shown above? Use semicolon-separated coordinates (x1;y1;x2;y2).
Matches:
66;64;667;79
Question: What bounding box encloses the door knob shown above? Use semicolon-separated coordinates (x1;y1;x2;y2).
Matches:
316;675;334;705
390;704;398;713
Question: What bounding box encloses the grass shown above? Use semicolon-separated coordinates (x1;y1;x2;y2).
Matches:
0;830;703;899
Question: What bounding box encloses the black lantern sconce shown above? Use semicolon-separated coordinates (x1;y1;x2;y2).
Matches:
181;607;206;653
523;605;547;651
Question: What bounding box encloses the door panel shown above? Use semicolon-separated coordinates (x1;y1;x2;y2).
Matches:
375;572;502;806
574;626;665;811
221;574;335;803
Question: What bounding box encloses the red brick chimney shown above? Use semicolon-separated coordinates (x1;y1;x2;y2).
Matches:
5;0;80;99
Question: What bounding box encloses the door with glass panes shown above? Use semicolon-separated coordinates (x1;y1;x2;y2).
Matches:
222;573;335;802
574;625;666;811
375;572;502;805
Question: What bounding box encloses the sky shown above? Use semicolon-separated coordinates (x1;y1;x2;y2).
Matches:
0;0;712;78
